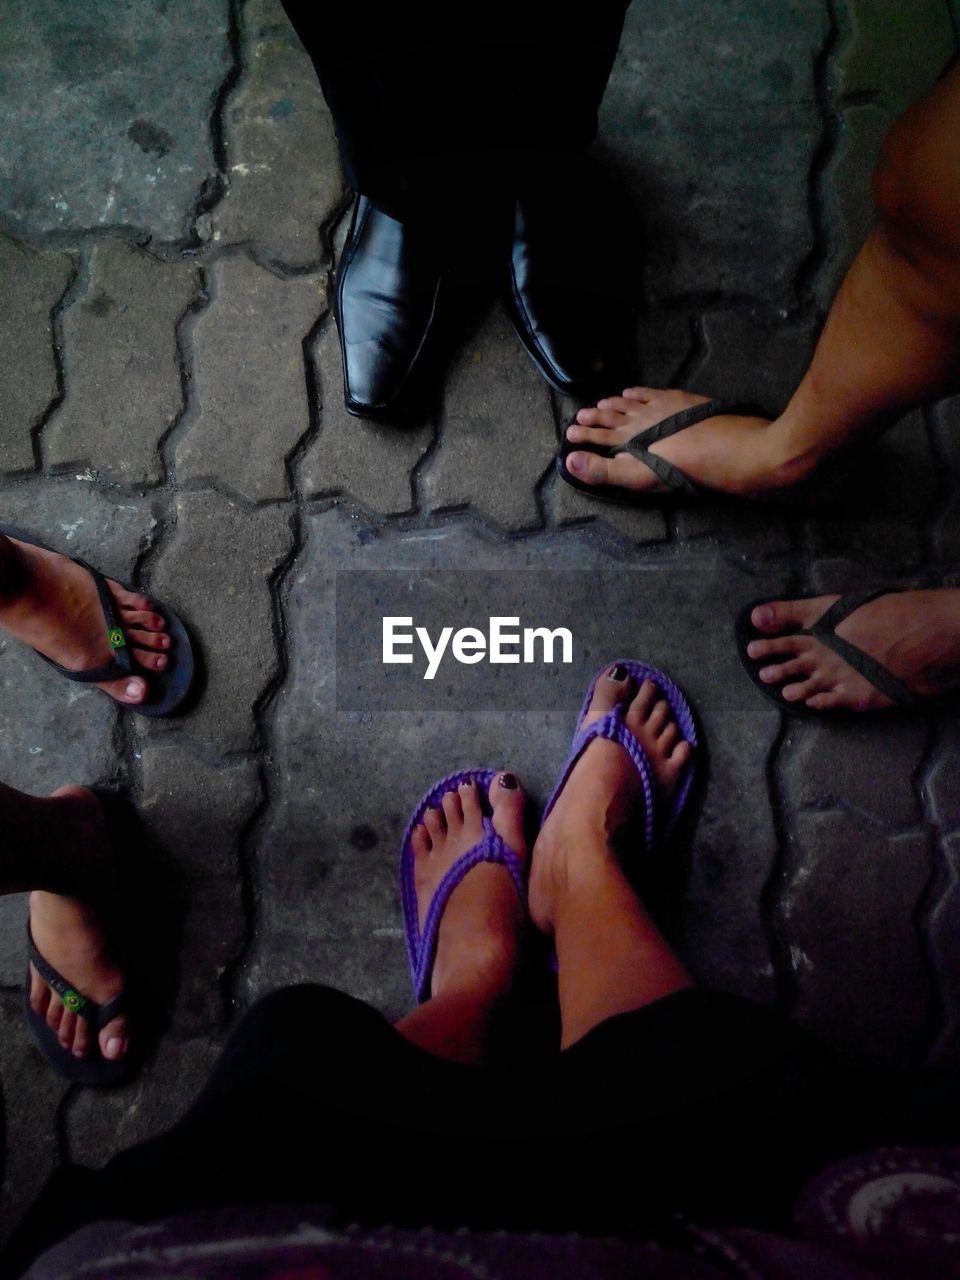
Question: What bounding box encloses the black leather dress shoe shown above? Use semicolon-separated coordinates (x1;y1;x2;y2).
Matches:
335;195;442;418
504;197;618;398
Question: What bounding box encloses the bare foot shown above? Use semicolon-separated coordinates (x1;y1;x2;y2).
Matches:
28;787;128;1063
411;774;527;1001
529;666;692;935
0;533;169;706
746;589;960;711
564;387;801;497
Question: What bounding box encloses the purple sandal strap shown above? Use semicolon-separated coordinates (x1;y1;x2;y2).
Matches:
543;660;698;852
543;707;657;852
399;769;526;1003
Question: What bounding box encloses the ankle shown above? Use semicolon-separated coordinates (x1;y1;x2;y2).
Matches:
531;826;619;933
432;949;515;1003
758;417;823;489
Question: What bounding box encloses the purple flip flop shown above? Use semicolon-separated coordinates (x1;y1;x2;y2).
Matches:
542;660;698;855
399;769;527;1003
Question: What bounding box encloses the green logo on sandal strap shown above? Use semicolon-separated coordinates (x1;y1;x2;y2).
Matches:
63;990;86;1012
108;627;126;650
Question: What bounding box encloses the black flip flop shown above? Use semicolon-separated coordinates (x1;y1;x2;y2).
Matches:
735;589;922;717
0;525;194;717
25;925;133;1087
556;398;773;505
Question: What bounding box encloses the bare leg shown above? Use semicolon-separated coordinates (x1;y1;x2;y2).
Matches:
529;668;693;1048
0;779;129;1063
564;65;960;498
394;774;527;1065
0;530;170;706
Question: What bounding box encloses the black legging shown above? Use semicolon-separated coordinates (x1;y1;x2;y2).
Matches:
11;981;940;1278
279;1;631;221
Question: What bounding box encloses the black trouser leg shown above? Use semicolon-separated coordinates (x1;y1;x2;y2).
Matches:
279;1;631;221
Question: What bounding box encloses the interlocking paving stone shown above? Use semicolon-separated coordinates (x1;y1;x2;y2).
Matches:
0;0;232;243
0;236;73;477
298;322;433;516
65;1036;222;1171
782;811;931;1068
837;0;955;111
820;5;953;306
814;103;889;308
175;254;325;502
545;468;669;545
928;830;960;1068
0;996;68;1241
600;1;828;306
210;0;343;268
419;305;556;532
925;718;960;836
141;491;294;753
779;718;927;827
140;743;260;1036
242;509;784;1013
930;395;960;565
805;412;939;570
635;313;698;387
694;313;819;418
0;481;155;800
45;241;199;488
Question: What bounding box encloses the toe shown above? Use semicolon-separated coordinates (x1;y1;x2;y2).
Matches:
747;635;806;660
110;582;152;613
98;675;149;705
121;609;166;633
584;663;634;725
805;691;846;712
565;449;610;485
781;675;826;704
424;806;446;842
132;645;168;672
127;626;171;652
596;396;634;413
441;788;464;830
645;697;670;736
567;423;626;446
759;656;812;684
628;678;659;723
99;1015;128;1062
58;1008;77;1052
458;778;482;825
72;1014;92;1059
46;997;64;1034
411;823;431;857
750;595;838;634
622;386;655;401
488;773;526;861
575;407;624;429
29;965;50;1017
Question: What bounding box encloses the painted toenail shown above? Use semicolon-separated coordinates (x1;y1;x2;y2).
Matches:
499;773;518;789
607;664;628;682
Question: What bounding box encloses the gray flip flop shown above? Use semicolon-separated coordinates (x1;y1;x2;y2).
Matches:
557;398;772;504
0;525;194;717
736;588;922;716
